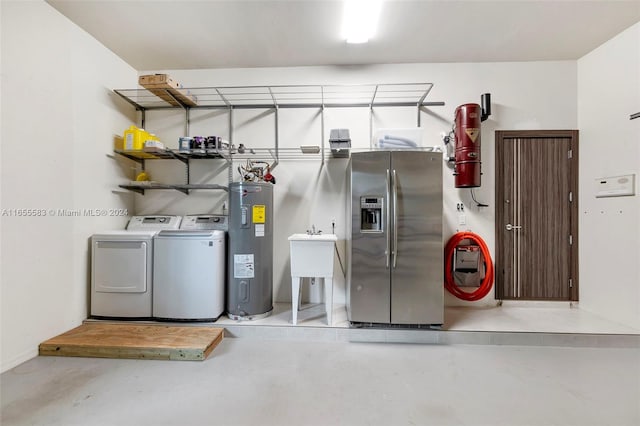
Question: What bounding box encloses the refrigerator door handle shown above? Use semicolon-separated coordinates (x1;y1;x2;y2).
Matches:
392;169;398;269
385;169;391;268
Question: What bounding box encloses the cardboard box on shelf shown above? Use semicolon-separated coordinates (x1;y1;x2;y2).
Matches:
138;74;180;88
138;74;198;107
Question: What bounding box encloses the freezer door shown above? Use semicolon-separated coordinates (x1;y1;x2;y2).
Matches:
349;151;391;323
390;151;443;324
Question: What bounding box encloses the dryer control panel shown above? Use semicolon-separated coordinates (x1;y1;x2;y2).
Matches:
180;215;228;231
127;215;182;231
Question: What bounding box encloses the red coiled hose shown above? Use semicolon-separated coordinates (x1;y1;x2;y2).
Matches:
444;232;494;301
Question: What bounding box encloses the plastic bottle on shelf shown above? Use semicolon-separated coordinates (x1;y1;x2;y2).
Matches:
135;170;151;181
123;125;148;151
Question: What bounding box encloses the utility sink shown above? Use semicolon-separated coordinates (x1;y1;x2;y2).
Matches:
288;233;337;277
288;233;338;242
289;233;337;325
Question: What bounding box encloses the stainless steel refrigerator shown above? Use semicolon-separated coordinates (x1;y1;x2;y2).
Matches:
347;151;443;326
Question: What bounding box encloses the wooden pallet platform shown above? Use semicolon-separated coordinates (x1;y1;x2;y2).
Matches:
39;323;223;361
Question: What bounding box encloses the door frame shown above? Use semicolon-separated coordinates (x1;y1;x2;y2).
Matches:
495;130;579;301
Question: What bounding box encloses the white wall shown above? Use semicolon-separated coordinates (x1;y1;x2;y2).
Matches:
0;0;4;373
137;62;577;307
0;1;137;372
578;22;640;329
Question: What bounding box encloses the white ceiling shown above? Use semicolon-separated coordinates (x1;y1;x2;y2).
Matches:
47;0;640;70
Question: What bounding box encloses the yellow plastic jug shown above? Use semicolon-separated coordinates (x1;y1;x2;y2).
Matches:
123;126;148;151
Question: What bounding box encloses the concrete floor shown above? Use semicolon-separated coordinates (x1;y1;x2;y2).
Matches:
2;338;639;426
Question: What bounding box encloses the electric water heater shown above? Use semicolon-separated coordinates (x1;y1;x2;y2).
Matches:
227;182;274;320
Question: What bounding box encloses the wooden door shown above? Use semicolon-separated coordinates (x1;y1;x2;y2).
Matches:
495;130;578;301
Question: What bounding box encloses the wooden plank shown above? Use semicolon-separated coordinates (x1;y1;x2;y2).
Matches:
139;74;198;107
144;87;198;107
39;323;223;361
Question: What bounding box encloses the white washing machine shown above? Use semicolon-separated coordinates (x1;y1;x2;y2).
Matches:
90;215;181;319
152;215;227;321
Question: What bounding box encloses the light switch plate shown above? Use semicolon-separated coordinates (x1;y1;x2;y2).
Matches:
595;174;636;198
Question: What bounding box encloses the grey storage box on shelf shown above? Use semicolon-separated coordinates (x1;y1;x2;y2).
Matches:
329;129;351;158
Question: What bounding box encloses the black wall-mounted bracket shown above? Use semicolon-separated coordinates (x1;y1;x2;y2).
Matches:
481;93;491;122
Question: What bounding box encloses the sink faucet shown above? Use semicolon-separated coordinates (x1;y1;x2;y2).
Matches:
306;225;322;235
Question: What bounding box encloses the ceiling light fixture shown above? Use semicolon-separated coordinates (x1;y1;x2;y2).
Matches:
342;0;382;44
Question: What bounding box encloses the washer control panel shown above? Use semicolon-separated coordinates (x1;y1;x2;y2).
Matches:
180;215;228;231
127;215;182;230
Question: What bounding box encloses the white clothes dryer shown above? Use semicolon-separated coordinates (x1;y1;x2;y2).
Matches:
90;215;181;319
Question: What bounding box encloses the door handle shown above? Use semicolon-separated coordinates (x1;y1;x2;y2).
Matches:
392;169;398;269
385;169;391;269
505;224;522;231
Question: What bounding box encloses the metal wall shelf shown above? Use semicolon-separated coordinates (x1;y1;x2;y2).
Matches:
114;83;443;111
114;150;229;195
112;83;445;193
115;149;227;163
119;182;228;195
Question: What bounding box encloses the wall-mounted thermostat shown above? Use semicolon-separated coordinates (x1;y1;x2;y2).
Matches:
595;174;636;198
